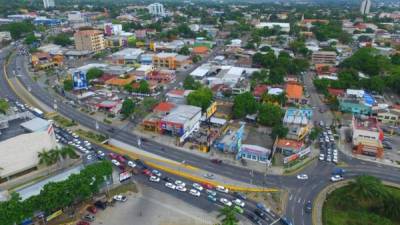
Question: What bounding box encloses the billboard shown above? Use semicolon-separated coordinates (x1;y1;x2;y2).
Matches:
72;70;88;90
119;171;132;182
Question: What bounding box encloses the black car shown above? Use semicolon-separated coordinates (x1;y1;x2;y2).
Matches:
82;214;95;222
304;201;312;213
254;209;267;220
162;176;174;183
233;192;247;200
134;159;147;169
247;213;262;225
94;200;107;210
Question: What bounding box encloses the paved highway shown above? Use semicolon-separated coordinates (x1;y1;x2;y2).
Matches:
2;47;400;225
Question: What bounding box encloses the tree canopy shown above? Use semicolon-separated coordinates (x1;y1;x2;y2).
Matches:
187;87;213;111
86;68;104;81
340;48;391;76
120;98;135;118
0;98;9;114
50;33;73;46
183;76;202;90
232;92;257;119
258;103;284;126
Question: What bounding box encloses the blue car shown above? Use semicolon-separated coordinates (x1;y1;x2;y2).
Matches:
208;195;217;202
280;217;293;225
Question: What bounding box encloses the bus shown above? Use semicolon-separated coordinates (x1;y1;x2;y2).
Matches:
31;107;44;118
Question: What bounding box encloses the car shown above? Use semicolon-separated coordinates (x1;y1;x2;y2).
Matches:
162;176;174;183
208;195;217;202
233;192;247;200
108;153;118;159
142;169;152;176
319;154;325;161
127;161;136;168
111;159;120;167
165;182;176;190
219;198;232;206
247;213;262;225
330;175;344;182
149;175;160;182
216;185;229;193
175;180;186;187
254;209;267;219
94;200;107;210
82;214;95;222
113;195;127;202
211;159;222;164
206;189;217;196
202;183;214;190
116;155;126;164
297;174;309;180
176;185;187;192
203;173;215;179
189;189;201;197
280;217;294;225
326;155;332;162
192;183;203;191
151;169;162;177
305;200;312;213
332;157;338;163
97;151;105;159
134;159;147;169
76;221;90;225
86;205;97;214
233;199;245;207
319;120;324;127
233;205;244;214
256;202;269;212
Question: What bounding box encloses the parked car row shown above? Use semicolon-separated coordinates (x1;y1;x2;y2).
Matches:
319;125;339;164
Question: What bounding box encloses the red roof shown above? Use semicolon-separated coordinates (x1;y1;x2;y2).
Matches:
168;89;185;96
153;102;176;113
276;139;304;150
253;85;268;97
328;88;345;97
286;83;303;99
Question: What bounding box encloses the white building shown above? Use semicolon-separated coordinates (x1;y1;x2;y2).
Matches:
148;3;166;17
68;11;84;22
255;22;290;33
43;0;55;8
360;0;372;15
0;31;12;42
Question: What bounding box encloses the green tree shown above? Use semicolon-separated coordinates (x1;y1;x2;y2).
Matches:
178;46;191;55
38;150;56;166
86;68;104;81
135;80;150;93
187;87;213;111
0;98;9;114
270;123;289;139
0;21;34;39
24;33;38;45
269;67;285;84
217;206;238;225
258;103;284;126
183;76;202;90
127;36;137;47
63;79;73;91
59;146;79;160
51;33;73;46
350;175;387;202
232;92;258;119
192;55;202;63
391;54;400;65
120;98;135;118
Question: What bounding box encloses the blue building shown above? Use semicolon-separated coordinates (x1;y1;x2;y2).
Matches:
236;144;271;164
214;124;244;153
32;17;62;26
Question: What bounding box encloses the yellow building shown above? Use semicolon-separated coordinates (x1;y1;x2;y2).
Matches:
74;30;105;52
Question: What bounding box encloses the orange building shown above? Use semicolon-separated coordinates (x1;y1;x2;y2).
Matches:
192;46;209;55
105;75;136;87
285;83;303;104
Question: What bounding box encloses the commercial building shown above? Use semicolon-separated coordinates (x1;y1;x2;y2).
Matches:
32;17;61;26
352;116;384;158
104;23;123;36
254;22;290;32
68;11;84;22
108;48;144;65
273;138;304;157
285;83;304;104
0;130;57;183
236;144;270;164
43;0;55;8
377;109;400;126
74;30;105;52
214;124;245;153
148;3;165;17
339;89;375;115
152;53;190;70
360;0;372;15
160;105;202;143
283;108;313;141
311;51;337;65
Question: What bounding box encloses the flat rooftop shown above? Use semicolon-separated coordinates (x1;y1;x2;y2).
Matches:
353;116;380;131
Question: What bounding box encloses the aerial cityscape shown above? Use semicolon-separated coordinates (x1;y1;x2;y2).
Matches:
0;0;400;225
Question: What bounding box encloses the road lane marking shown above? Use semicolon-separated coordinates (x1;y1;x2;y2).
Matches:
297;198;301;203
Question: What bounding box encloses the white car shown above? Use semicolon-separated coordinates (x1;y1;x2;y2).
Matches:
203;173;214;179
176;185;187;192
111;159;120;166
326;155;332;162
175;180;186;187
86;154;93;160
219;198;232;206
216;185;229;193
330;175;344;182
297;174;309;180
192;183;203;191
319;154;325;161
152;169;162;177
233;199;245;207
113;195;127;202
165;182;176;190
127;161;136;168
189;189;201;197
149;176;160;182
97;151;105;157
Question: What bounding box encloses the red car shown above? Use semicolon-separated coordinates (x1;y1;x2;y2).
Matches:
108;153;118;160
77;221;90;225
86;205;97;214
142;169;152;176
116;155;126;164
202;183;214;190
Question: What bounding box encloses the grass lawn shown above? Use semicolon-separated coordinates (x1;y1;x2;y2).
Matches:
322;185;400;225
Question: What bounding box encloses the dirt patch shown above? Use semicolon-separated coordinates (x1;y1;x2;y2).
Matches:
246;190;287;215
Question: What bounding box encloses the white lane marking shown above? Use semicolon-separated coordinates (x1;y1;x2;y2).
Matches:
297;198;301;203
289;194;293;201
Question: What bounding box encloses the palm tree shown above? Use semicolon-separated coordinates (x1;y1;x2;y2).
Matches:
351;175;387;202
59;146;79;160
217;206;238;225
38;150;56;166
383;195;400;219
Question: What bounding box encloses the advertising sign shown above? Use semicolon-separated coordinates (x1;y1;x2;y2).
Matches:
283;153;299;164
119;171;132;182
46;210;62;222
72;70;88;90
205;102;217;119
298;147;311;158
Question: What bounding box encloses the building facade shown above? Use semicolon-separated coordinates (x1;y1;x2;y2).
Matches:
74;30;105;52
360;0;372;15
43;0;55;8
148;3;165;17
311;51;337;65
352;116;384;158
